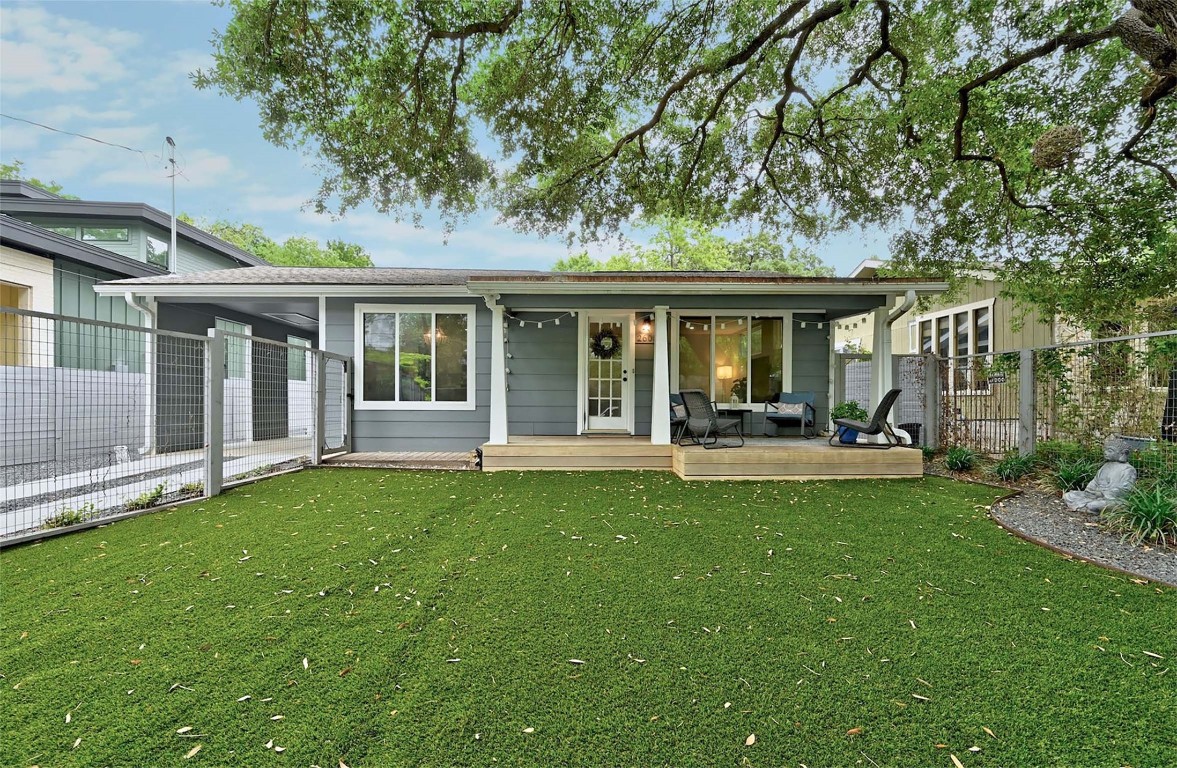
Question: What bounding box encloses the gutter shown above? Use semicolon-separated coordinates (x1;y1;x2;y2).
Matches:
125;292;158;456
886;289;918;326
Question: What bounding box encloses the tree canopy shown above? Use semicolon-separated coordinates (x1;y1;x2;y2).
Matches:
181;216;374;268
554;216;834;274
197;1;1175;325
1;160;78;199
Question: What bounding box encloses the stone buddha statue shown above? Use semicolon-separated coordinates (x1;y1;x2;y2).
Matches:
1063;437;1137;513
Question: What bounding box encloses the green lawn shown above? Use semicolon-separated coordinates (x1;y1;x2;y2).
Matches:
1;470;1173;767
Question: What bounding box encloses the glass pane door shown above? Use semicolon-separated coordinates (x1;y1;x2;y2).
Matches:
586;316;629;431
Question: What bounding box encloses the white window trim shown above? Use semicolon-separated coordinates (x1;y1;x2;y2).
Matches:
914;298;995;357
915;299;995;395
669;310;795;408
215;317;251;380
354;303;477;411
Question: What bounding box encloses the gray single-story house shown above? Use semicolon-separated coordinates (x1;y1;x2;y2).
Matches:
96;267;947;465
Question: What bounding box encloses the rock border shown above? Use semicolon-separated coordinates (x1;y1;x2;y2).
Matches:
988;489;1176;588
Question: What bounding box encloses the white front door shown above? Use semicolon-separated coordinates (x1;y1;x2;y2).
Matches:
584;314;633;432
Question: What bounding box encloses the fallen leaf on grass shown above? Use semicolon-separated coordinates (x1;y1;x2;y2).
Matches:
568;659;585;665
271;715;285;720
265;740;273;749
340;761;349;768
338;667;351;677
303;658;309;670
950;754;964;768
185;744;202;759
912;694;931;702
274;746;286;753
237;695;251;702
1143;651;1165;659
65;712;71;723
969;746;981;752
745;733;757;746
522;727;535;734
177;727;193;734
982;726;996;739
73;737;81;749
846;727;862;736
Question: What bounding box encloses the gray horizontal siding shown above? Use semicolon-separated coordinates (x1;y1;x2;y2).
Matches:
506;318;577;436
790;315;831;425
19;216;141;261
326;297;490;452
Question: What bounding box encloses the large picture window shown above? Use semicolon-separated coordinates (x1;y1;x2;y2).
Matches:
675;314;787;405
355;305;476;410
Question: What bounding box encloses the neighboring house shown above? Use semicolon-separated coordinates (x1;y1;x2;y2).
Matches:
1;183;318;462
834;259;1056;355
96;267;948;455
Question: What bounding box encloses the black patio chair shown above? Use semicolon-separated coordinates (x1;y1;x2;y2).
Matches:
764;391;817;439
670;393;690;444
829;388;904;449
680;389;744;449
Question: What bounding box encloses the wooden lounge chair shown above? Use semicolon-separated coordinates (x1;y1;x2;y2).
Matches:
764;391;817;439
680;389;744;449
829;388;904;449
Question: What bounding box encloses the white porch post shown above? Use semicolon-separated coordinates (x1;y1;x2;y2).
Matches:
486;297;508;445
650;305;671;445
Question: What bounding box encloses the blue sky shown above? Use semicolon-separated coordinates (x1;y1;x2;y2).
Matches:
0;0;889;274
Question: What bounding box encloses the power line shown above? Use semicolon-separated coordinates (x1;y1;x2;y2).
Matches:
0;113;147;156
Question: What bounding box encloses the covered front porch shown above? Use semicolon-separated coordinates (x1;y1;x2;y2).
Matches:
480;435;923;479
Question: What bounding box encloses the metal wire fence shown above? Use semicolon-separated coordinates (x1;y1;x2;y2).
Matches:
1;308;350;544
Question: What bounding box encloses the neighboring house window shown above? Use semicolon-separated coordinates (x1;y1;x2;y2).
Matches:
47;225;78;238
81;227;129;242
916;299;996;392
146;235;169;268
215;318;249;379
355;304;476;410
675;314;786;404
287;336;310;381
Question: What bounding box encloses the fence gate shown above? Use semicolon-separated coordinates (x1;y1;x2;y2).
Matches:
1;307;353;544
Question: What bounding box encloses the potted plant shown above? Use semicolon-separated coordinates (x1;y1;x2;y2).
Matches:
830;400;869;444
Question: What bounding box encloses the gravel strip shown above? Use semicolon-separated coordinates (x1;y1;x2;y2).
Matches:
990;489;1177;587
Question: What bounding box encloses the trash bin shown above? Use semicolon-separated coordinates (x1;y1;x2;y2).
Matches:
898;423;921;445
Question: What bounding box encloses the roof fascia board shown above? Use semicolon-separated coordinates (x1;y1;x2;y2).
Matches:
93;283;474;298
0;199;267;267
465;280;948;296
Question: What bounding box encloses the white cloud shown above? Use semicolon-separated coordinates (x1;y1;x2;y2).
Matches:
94;146;241;190
0;6;139;96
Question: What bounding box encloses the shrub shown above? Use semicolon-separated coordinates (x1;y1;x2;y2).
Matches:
1053;457;1100;491
41;502;98;530
945;446;978;472
1034;440;1101;471
993;451;1035;482
1130;443;1177;491
179;481;205;496
125;484;166;511
830;401;869;422
921;445;936;462
1101;486;1177;547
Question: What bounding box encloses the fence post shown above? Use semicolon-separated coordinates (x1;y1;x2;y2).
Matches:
343;360;354;454
313;350;326;464
204;329;225;497
1018;348;1035;457
923;353;940;450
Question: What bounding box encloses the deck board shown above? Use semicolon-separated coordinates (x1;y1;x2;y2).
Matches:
481;436;923;478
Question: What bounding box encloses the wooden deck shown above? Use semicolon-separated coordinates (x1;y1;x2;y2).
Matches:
480;436;923;479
